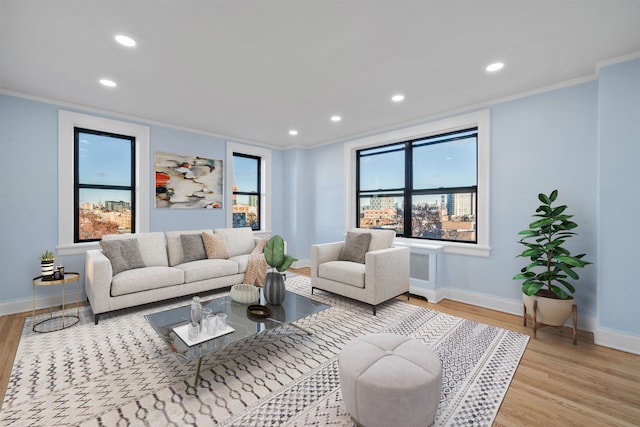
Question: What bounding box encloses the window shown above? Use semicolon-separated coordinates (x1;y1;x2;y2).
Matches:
232;153;261;230
346;110;490;256
226;142;271;233
357;128;478;243
74;128;136;242
58;111;149;256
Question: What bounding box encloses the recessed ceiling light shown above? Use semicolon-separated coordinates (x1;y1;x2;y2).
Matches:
289;130;298;136
331;115;342;122
99;79;117;87
391;94;405;102
115;34;136;47
486;62;504;72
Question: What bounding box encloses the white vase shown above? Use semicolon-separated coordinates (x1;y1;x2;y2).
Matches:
523;293;574;326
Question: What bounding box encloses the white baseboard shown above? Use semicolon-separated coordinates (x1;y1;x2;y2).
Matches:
409;285;446;303
292;259;311;269
442;287;597;333
595;327;640;355
0;292;87;317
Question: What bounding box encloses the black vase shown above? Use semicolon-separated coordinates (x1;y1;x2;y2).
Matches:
264;272;286;305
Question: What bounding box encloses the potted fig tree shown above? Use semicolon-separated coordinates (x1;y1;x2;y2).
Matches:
263;235;297;305
513;190;591;329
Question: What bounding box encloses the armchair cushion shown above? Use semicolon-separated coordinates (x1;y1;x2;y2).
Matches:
350;228;395;252
340;232;372;264
319;261;366;288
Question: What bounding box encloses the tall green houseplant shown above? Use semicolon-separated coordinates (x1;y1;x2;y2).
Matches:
513;190;590;299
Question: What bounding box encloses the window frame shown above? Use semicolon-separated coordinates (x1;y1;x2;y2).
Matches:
231;152;262;230
356;128;478;243
345;110;490;257
226;142;271;234
74;127;137;242
58;110;150;256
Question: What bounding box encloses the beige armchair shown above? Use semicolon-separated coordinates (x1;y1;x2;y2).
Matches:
311;229;410;315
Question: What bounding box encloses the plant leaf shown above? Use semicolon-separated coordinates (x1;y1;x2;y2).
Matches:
522;282;544;296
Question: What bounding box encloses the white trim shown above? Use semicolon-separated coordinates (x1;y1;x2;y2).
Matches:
596;50;640;72
0;291;87;317
443;287;597;333
58;110;150;256
595;327;640;356
344;110;491;257
226;142;272;232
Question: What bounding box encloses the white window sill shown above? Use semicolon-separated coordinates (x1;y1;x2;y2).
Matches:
394;237;491;257
57;241;100;257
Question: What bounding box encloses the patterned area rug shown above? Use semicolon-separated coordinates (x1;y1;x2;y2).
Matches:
1;275;528;426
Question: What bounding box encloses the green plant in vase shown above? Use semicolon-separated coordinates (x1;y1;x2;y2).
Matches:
263;235;297;305
513;190;591;328
40;249;56;279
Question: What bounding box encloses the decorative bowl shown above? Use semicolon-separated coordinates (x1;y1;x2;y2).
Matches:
247;304;271;318
230;284;260;304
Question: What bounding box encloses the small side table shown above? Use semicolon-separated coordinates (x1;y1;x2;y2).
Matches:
32;272;81;333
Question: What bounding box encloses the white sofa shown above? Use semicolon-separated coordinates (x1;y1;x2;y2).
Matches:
311;229;410;315
85;227;262;324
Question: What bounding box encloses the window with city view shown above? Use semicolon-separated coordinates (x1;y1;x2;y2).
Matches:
232;153;261;230
74;128;135;242
357;128;478;243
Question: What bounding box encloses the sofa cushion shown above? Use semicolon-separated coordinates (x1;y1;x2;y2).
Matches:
229;254;250;273
202;231;230;259
110;266;185;297
340;232;372;264
166;230;213;266
181;234;207;263
102;232;168;267
350;228;395;252
175;259;239;283
215;227;256;257
319;260;366;288
252;237;269;254
99;239;146;276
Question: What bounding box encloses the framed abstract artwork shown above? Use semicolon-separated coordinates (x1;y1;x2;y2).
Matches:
155;150;224;209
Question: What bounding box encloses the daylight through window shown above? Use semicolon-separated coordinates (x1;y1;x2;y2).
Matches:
357;128;478;243
232;153;261;230
74;128;136;242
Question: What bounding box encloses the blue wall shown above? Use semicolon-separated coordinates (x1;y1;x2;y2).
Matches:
1;57;638;345
303;82;599;318
598;58;640;335
0;94;284;307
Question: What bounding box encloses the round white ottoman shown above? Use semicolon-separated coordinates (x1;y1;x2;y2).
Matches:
339;333;442;427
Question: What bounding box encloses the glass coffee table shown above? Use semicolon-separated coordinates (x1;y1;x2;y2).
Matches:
145;290;331;385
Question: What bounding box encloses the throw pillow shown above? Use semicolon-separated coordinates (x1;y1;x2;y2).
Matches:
339;231;372;264
181;234;207;263
202;232;230;259
99;239;146;276
252;237;269;254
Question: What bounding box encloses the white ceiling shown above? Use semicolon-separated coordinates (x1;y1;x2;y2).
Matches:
2;1;640;149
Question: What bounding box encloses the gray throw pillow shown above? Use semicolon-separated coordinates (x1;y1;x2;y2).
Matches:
99;239;146;276
339;231;372;264
181;234;207;263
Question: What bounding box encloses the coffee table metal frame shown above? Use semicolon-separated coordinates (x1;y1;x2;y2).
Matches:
31;272;81;333
145;290;331;386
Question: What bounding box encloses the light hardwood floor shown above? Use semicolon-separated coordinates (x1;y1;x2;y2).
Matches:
1;268;638;426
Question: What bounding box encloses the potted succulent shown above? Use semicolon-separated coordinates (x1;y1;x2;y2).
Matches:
40;250;56;279
263;235;297;305
513;190;591;326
